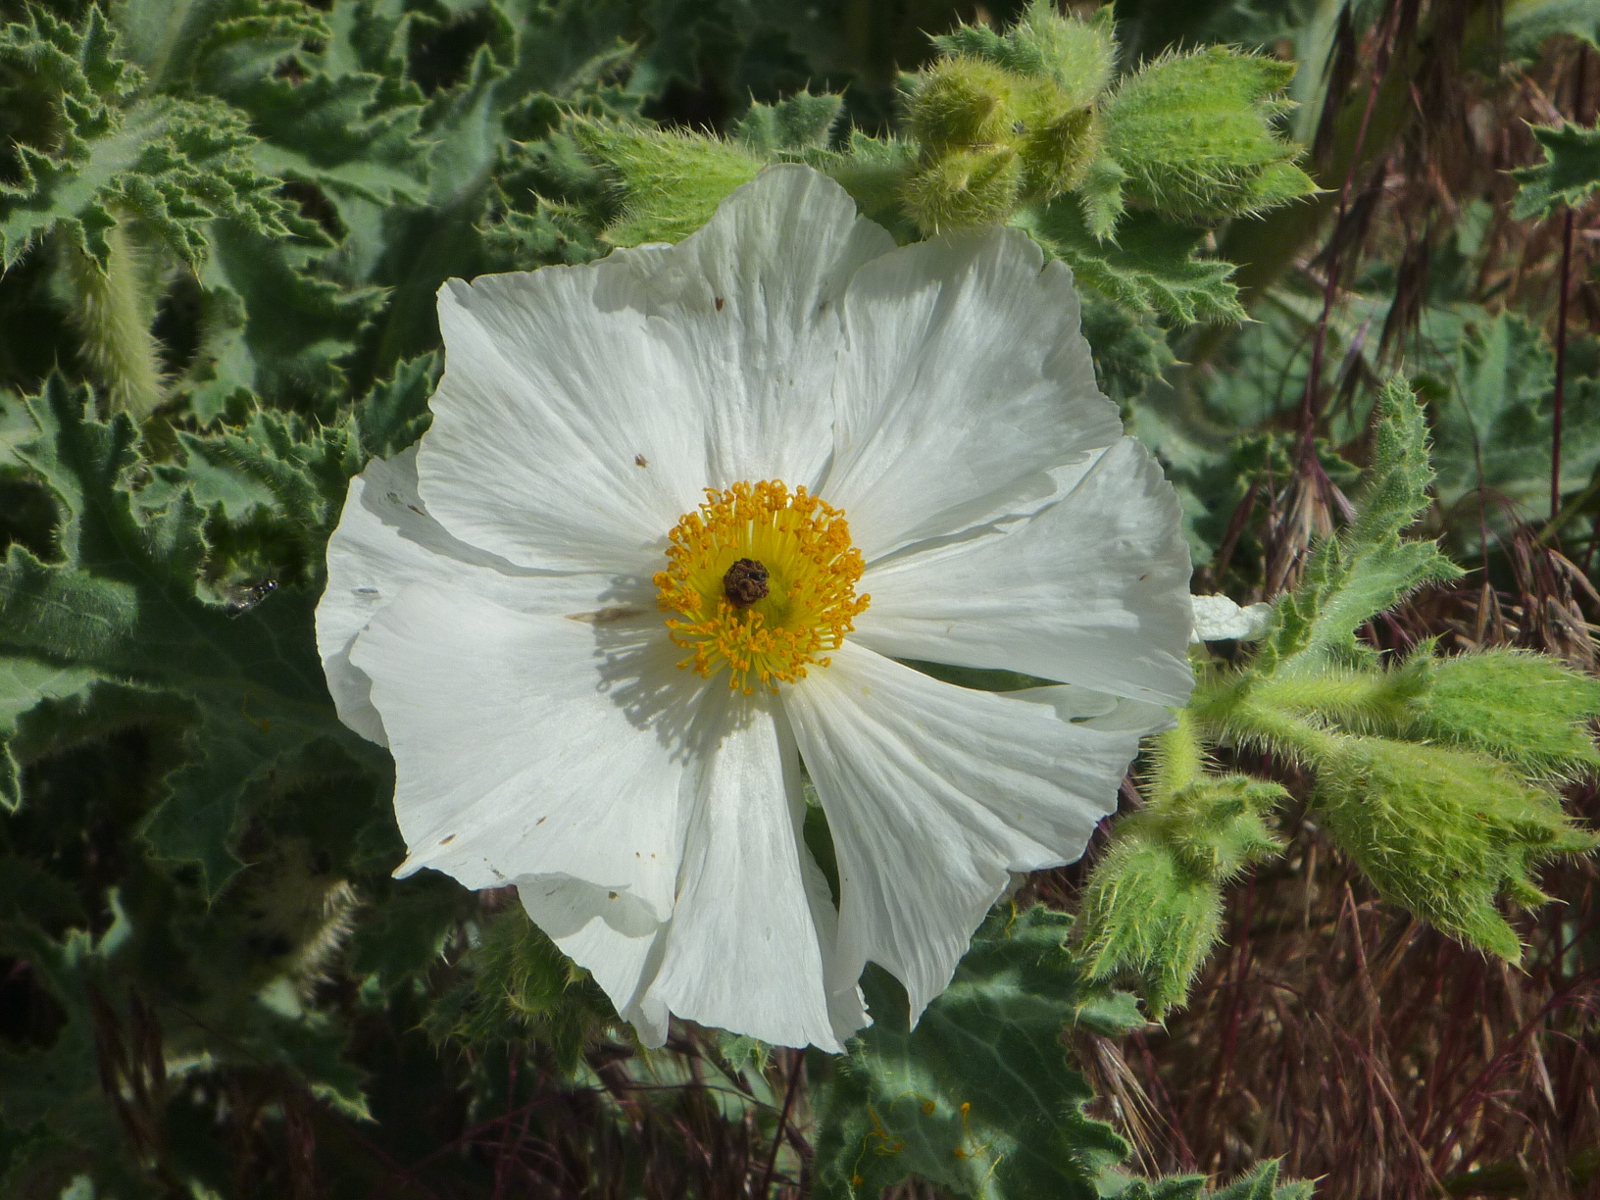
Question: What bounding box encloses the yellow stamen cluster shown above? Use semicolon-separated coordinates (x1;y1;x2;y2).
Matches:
654;480;870;694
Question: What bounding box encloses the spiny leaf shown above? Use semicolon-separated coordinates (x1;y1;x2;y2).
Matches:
1106;1160;1313;1200
1260;377;1462;673
0;377;373;891
0;656;99;809
1503;0;1600;65
1023;203;1247;324
0;7;298;272
1512;120;1600;220
734;92;845;154
813;906;1140;1200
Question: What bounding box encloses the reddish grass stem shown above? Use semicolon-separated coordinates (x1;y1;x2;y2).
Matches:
1552;46;1588;526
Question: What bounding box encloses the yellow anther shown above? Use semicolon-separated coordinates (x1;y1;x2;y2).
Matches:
653;481;869;694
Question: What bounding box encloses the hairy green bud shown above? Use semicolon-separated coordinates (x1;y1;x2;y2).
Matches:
1312;737;1598;961
906;56;1017;151
1076;759;1286;1019
1014;86;1100;199
1405;649;1600;781
424;907;613;1070
1102;46;1317;223
901;145;1022;234
573;121;761;246
932;1;1115;108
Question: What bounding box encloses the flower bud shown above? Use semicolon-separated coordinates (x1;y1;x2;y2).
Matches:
906;56;1017;152
901;145;1022;234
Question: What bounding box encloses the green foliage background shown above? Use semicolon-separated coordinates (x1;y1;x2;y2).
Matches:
1;0;1599;1196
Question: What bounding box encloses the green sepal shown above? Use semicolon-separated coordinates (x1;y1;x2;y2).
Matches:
812;132;921;243
813;906;1139;1200
1102;46;1318;224
1511;120;1600;220
902;145;1022;235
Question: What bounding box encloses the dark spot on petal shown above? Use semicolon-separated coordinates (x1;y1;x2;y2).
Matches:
439;834;456;845
714;296;725;311
635;453;649;467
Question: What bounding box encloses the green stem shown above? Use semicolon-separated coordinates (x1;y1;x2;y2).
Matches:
1149;708;1204;803
56;216;166;419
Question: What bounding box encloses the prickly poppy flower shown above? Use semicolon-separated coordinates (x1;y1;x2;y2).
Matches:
316;166;1192;1051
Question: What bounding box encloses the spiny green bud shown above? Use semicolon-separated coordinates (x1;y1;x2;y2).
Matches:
901;145;1022;235
572;121;761;246
906;56;1017;151
1312;737;1599;962
1074;775;1285;1019
932;1;1116;109
1004;1;1116;107
1101;46;1318;223
1074;831;1225;1020
1013;84;1101;199
1404;649;1600;782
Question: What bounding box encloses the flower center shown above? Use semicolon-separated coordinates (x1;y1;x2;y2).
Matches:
653;481;870;694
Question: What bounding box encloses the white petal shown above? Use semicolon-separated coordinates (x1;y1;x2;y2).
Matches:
645;688;840;1051
349;582;696;918
822;228;1121;559
316;449;647;744
1006;685;1178;735
783;642;1141;1024
851;437;1194;707
517;874;670;1047
1190;594;1273;642
418;248;710;572
603;165;896;490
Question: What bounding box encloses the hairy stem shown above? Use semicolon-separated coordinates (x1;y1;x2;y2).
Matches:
56;217;166;419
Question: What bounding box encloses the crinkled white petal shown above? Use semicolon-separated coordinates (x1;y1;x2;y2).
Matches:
348;582;696;917
517;875;670;1047
1190;594;1274;642
783;642;1144;1024
642;689;843;1051
600;165;896;491
418;248;710;573
1005;685;1178;735
851;437;1194;706
821;228;1120;560
516;693;868;1052
317;449;645;744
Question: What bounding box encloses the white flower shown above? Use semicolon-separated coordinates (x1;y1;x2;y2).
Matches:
1190;594;1274;642
316;166;1193;1052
